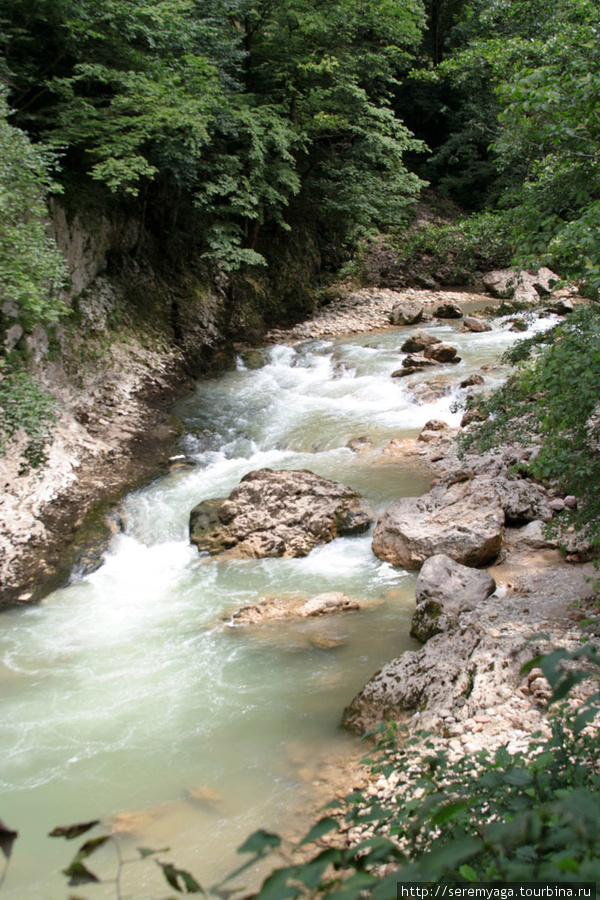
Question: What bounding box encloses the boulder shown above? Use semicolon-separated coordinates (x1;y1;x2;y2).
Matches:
424;342;460;363
415;554;496;614
389;301;424;326
492;476;553;524
342;625;543;735
410;382;452;405
189;468;374;558
434;300;463;319
400;330;441;353
482;267;559;304
460;373;484;388
504;521;558;552
422;419;449;432
371;479;504;570
342;629;483;734
226;592;360;625
548;298;574;315
461;408;488;427
410;598;457;643
402;354;439;369
463;315;492;333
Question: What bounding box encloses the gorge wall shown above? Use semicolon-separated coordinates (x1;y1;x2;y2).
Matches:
0;198;323;606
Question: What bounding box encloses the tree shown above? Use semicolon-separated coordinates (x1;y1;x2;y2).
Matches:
0;92;67;335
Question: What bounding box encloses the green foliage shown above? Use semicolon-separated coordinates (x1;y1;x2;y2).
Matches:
51;819;203;896
0;365;59;471
494;4;600;294
0;93;67;332
1;0;428;270
394;210;512;283
459;304;600;551
218;644;600;899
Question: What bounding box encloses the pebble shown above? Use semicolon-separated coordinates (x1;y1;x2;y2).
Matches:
474;715;491;723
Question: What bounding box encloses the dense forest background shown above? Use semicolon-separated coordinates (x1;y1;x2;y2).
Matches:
1;0;600;343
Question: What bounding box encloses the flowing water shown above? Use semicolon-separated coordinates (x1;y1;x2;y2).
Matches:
0;309;555;898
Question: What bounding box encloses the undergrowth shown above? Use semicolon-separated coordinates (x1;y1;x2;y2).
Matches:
0;366;59;472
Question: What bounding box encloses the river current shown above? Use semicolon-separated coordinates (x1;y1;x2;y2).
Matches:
0;310;553;897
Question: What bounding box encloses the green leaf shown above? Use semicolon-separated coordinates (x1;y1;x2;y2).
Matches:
49;821;100;840
157;861;204;894
237;829;281;855
459;864;479;881
62;861;100;887
430;800;468;825
298;816;339;846
0;818;18;860
138;845;171;858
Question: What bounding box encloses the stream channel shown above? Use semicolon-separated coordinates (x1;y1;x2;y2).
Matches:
0;306;553;898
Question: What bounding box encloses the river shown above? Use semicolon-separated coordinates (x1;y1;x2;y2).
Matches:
0;310;552;898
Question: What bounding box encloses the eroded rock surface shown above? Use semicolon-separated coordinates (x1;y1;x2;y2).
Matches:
372;479;505;570
226;592;360;625
189;468;374;558
416;554;496;613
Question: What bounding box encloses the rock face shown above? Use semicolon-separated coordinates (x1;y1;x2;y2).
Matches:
389;301;424;326
434;300;463;319
410;555;496;644
400;330;441;353
410;599;458;644
463;316;492;333
189;468;374;558
424;342;460;363
482;267;559;304
226;592;359;625
416;554;496;613
371;480;504;570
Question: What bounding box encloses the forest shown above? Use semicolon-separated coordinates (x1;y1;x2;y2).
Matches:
1;0;600;897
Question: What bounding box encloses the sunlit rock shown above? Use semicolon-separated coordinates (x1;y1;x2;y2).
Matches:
190;468;374;558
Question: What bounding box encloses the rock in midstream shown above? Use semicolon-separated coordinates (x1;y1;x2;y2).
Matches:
226;592;360;625
189;468;374;558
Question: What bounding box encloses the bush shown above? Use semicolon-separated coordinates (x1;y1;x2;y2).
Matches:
395;212;513;284
0;367;59;471
459;304;600;553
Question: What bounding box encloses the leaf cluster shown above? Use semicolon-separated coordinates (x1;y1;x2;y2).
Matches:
459;304;600;551
0;365;60;471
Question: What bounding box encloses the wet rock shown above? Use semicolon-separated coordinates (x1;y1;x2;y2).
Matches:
310;634;347;650
548;298;574;315
389;301;424;326
510;318;528;332
415;554;496;615
434;300;463;319
227;592;360;625
461;408;488;427
372;479;504;570
240;349;267;370
347;435;373;453
410;382;452;405
184;784;224;809
422;419;449;432
402;354;440;369
400;330;441;353
463;316;492;333
460;373;484;388
189;468;374;558
424;342;460;363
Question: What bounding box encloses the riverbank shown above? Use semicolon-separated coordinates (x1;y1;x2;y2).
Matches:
0;335;193;606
